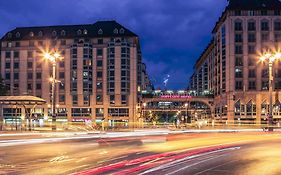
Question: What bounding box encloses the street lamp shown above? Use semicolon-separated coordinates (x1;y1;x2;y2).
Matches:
43;51;62;131
260;52;281;131
184;103;188;123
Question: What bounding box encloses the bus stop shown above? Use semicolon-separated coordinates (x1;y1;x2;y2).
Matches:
0;96;46;131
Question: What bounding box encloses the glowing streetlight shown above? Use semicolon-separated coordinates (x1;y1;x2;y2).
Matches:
43;51;62;131
259;52;281;131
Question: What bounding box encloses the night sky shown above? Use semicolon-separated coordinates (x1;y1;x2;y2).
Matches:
0;0;227;90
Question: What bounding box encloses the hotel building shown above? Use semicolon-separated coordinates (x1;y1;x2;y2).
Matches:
189;0;281;124
0;20;149;127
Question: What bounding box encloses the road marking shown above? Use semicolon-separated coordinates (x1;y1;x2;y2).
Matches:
140;147;240;175
193;159;239;175
164;154;227;175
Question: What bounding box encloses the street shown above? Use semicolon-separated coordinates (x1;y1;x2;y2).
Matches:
1;131;281;175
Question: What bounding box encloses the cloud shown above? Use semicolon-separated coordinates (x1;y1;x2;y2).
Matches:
0;0;227;89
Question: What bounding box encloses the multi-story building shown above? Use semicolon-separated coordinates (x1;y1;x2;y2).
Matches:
0;20;148;127
189;0;281;124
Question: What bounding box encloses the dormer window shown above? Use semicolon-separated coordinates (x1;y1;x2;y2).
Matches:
77;30;82;35
16;32;20;38
38;31;43;37
98;29;103;35
61;30;66;36
83;29;88;35
113;28;118;34
29;32;34;37
52;31;57;37
7;33;12;38
120;28;125;34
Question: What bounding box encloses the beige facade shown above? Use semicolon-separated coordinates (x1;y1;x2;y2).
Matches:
0;21;147;127
189;0;281;124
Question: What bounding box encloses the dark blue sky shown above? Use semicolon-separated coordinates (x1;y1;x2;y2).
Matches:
0;0;227;89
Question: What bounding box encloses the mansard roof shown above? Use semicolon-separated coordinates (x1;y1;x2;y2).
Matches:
1;20;138;41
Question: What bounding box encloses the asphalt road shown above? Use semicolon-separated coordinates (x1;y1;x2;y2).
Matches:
1;132;281;175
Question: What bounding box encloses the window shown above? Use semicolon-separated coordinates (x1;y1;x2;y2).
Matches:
98;29;103;35
38;31;43;37
96;94;103;103
261;33;269;42
36;83;41;90
248;81;256;90
235;81;243;90
248;21;256;31
5;62;10;69
275;33;281;42
59;72;65;79
14;73;19;80
14;62;19;69
52;31;57;37
77;30;82;35
248;45;256;54
15;42;20;47
261;21;269;31
5;51;11;58
121;95;127;105
59;61;65;68
110;95;115;104
14;51;19;58
248;33;256;42
120;28;125;34
97;49;103;56
27;83;32;90
262;68;268;78
234;21;243;31
113;28;118;34
235;45;243;54
96;108;104;117
249;69;256;78
27;62;33;69
248;11;255;16
235;34;243;42
59;83;64;90
98;39;103;44
61;40;66;45
274;10;281;16
97;82;102;89
72;95;78;105
261;10;267;16
235;68;243;78
29;32;34;37
61;30;66;36
97;60;103;67
97;71;102;78
36;72;41;79
16;32;20;38
83;29;88;35
262;81;269;90
274;21;281;31
59;95;65;102
38;41;43;46
5;73;10;79
29;41;35;47
27;73;33;79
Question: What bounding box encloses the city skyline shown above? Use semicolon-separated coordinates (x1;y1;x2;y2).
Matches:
0;0;227;89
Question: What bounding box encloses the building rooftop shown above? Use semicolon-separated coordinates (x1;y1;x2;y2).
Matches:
1;20;138;41
227;0;281;10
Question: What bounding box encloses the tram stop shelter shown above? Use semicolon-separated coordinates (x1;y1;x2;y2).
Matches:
0;96;46;131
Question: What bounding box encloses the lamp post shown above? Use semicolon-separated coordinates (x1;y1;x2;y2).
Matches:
184;103;188;123
260;52;281;131
143;103;147;127
44;52;62;131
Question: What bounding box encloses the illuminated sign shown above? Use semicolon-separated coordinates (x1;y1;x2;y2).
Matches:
160;95;192;99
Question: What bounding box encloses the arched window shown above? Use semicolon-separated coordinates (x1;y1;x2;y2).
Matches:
77;30;82;35
7;32;12;38
113;28;118;34
261;19;269;31
274;19;281;31
29;32;34;37
83;29;88;35
98;29;103;35
38;31;43;37
61;30;66;36
235;100;241;116
247;19;256;31
246;100;256;116
234;19;243;31
261;100;268;116
120;28;125;34
16;32;20;38
52;31;57;37
273;100;281;115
